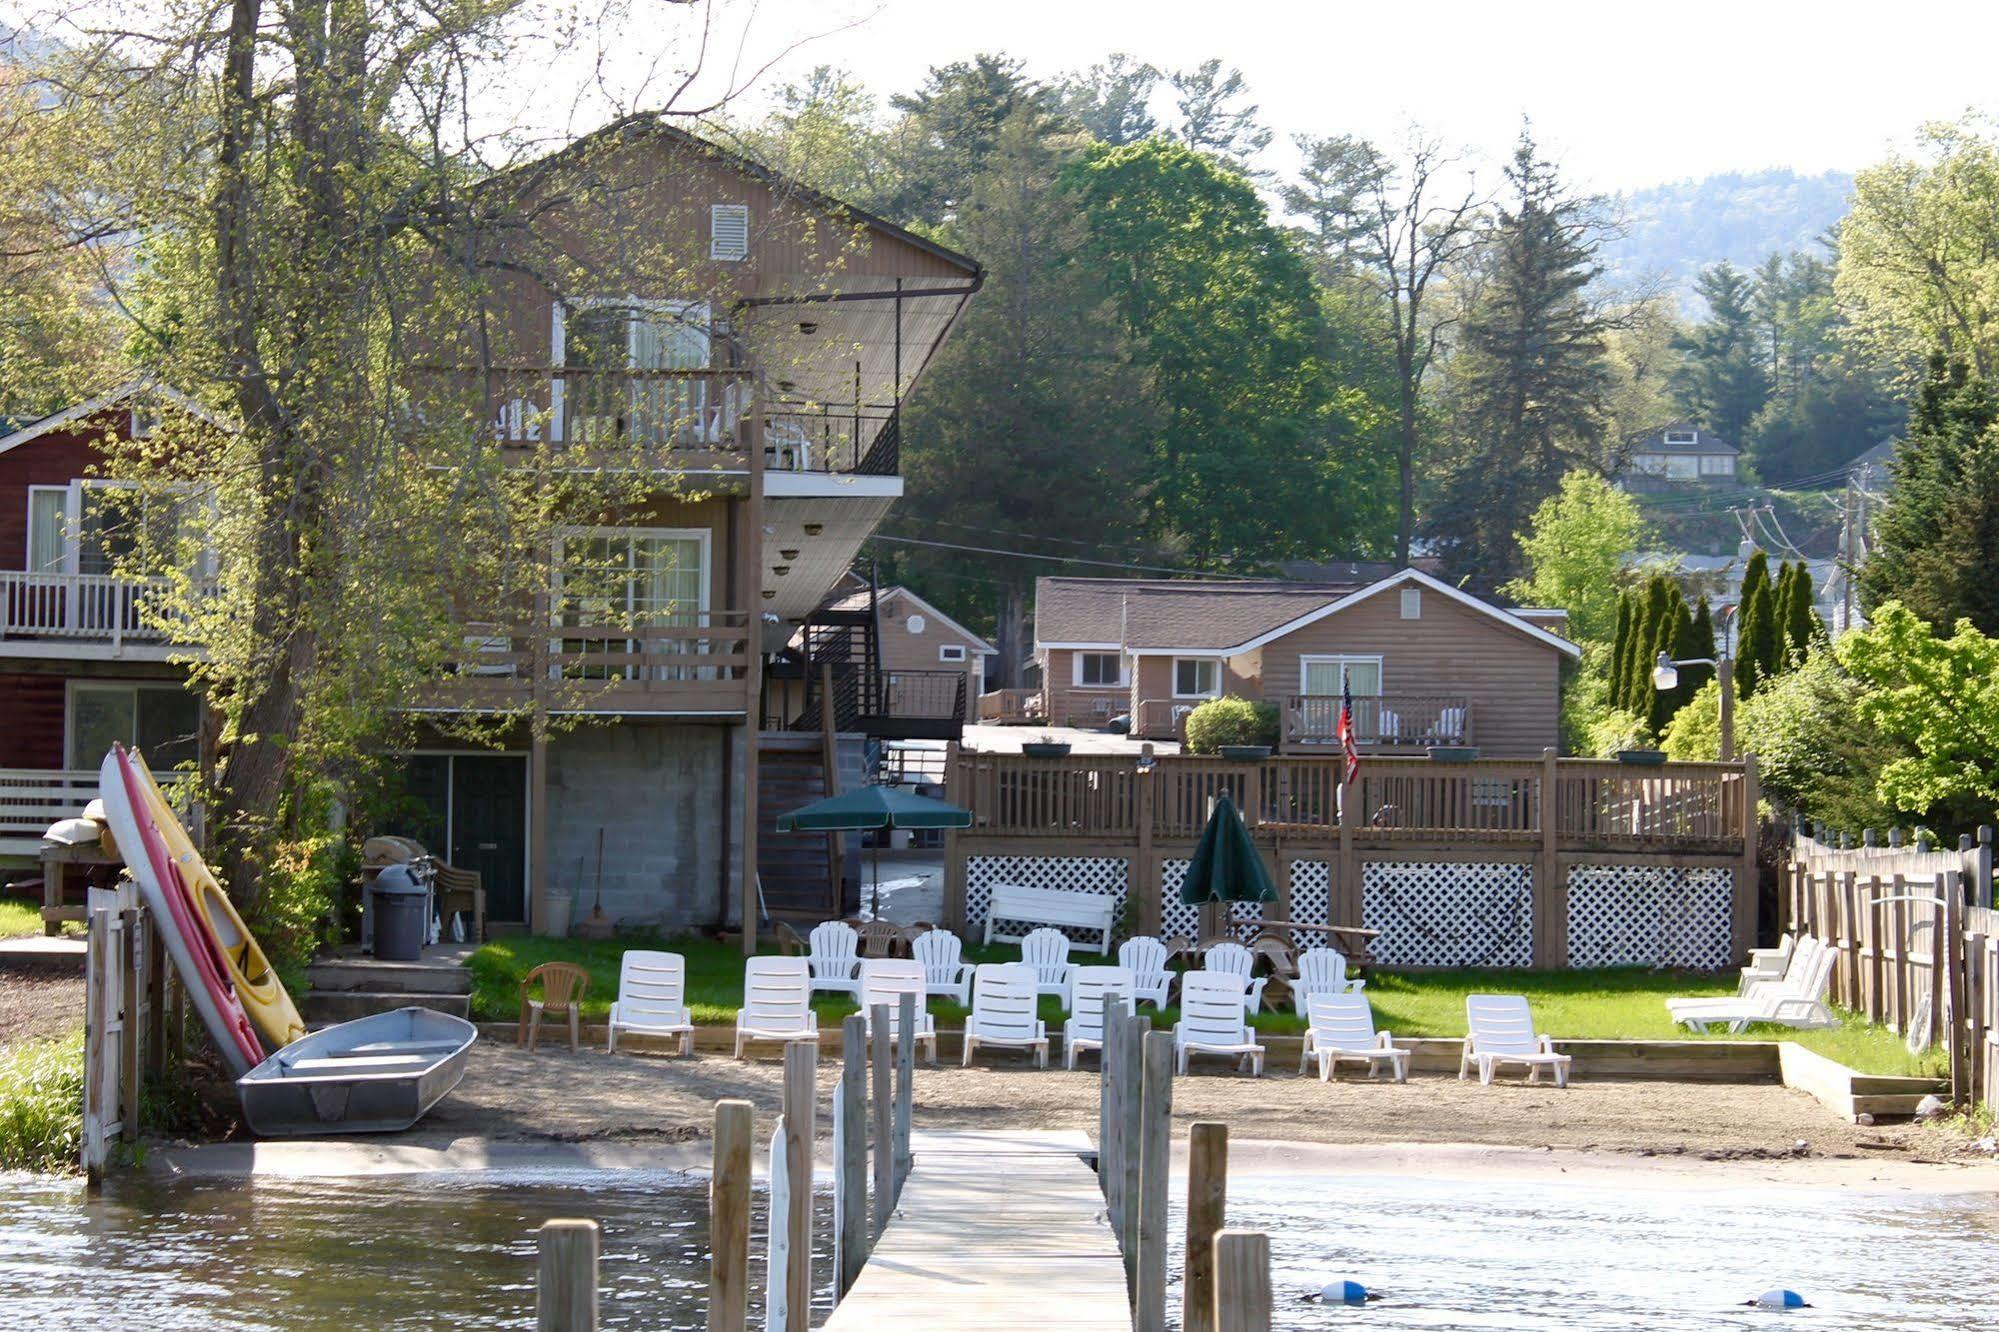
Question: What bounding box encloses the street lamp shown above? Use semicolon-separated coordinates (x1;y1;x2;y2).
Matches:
1653;651;1734;760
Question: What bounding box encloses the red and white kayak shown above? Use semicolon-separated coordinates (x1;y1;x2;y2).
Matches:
98;745;266;1078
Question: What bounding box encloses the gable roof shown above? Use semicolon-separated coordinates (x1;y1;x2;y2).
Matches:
0;380;229;458
1228;569;1582;659
1034;577;1369;650
825;584;996;655
1628;421;1738;455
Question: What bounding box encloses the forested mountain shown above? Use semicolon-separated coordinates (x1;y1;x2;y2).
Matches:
1602;169;1855;306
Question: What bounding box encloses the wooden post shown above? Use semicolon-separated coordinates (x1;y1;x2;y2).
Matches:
894;991;915;1190
1119;1013;1150;1292
118;905;141;1135
837;1017;868;1295
1733;753;1760;961
1534;747;1561;967
871;1002;893;1238
1336;759;1359;934
709;1100;752;1332
1100;1002;1125;1225
1868;877;1886;1025
1941;873;1965;1101
1135;1029;1174;1332
1185;1123;1228;1332
81;906;109;1188
781;1040;814;1331
1135;755;1160;936
820;662;844;904
1212;1231;1272;1332
536;1219;599;1332
741;426;767;954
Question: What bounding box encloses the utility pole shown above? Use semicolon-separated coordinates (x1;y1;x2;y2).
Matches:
1840;478;1855;636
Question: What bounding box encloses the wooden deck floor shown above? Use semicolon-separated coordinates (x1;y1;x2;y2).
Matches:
821;1129;1131;1331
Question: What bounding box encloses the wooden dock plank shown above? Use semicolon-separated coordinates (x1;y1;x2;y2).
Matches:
822;1130;1131;1331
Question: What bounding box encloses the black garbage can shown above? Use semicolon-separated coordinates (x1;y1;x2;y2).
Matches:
371;865;429;961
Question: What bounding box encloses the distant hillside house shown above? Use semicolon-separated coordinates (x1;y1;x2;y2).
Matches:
1618;423;1739;490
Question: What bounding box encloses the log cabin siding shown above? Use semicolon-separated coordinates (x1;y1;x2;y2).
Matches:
0;429;123;572
0;674;67;767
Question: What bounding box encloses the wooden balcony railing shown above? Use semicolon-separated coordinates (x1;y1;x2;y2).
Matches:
976;688;1042;725
1282;694;1472;751
428;611;753;714
1050;689;1124;729
476;367;752;453
1132;698;1193;740
0;571;201;647
1;767;192;841
880;670;967;722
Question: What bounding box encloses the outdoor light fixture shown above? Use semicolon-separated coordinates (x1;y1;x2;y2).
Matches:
802;522;823;536
779;548;799;560
1651;653;1679;692
776;379;795;393
772;565;790;576
762;589;776;599
1652;650;1736;760
797;320;818;335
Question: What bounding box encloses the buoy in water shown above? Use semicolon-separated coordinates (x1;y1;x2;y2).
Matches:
1746;1288;1810;1309
1317;1279;1375;1306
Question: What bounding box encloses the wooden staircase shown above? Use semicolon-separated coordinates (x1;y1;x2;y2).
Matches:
757;733;842;921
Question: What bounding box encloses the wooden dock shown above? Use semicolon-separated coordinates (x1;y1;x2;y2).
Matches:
822;1128;1131;1331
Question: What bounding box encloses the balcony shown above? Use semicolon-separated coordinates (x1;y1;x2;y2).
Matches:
425;612;754;716
1281;694;1473;753
866;670;968;741
0;571;193;651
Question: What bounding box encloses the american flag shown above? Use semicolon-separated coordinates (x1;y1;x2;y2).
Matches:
1337;671;1360;786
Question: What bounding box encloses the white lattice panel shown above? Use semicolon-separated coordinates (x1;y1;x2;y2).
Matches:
1155;859;1267;942
1287;860;1331;948
966;856;1129;945
1362;862;1534;968
1566;865;1734;970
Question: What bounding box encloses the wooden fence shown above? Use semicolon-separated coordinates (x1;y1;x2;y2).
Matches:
81;887;178;1184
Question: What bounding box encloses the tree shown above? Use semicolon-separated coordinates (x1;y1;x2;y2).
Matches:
888;54;1059;227
1607;592;1635;701
1288;132;1483;562
1685;597;1718;694
1670;262;1770;445
1647;585;1690;734
1058;53;1159;146
1839;602;1999;830
1858;355;1999;635
724;67;902;214
1499;469;1647;646
1168;60;1271;167
1625;574;1675;717
1779;561;1821;665
1429;130;1620;588
1736;552;1780;697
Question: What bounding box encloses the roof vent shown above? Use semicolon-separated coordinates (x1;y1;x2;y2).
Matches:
710;203;749;261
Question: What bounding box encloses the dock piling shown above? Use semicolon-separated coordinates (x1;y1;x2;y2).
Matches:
1185;1122;1228;1332
870;1002;894;1237
837;1016;869;1294
1212;1231;1271;1332
894;992;915;1191
781;1040;815;1331
708;1100;752;1332
536;1218;600;1331
1135;1029;1173;1332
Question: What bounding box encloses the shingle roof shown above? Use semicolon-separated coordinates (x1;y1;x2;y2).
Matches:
1629;421;1737;455
1034;578;1368;650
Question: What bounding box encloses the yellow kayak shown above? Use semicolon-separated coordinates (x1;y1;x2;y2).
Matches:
131;750;307;1049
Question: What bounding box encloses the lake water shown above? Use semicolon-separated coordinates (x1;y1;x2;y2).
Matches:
0;1166;1995;1329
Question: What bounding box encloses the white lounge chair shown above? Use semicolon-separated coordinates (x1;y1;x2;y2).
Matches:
1669;937;1823;1022
1172;972;1265;1076
913;927;974;1005
734;956;819;1059
1460;994;1571;1087
1200;941;1268;1014
1300;994;1407;1083
961;963;1049;1068
806;920;861;998
1292;947;1365;1014
1020;926;1074;1000
1741;934;1796;990
1669;939;1839;1034
606;950;694;1056
1063;965;1135;1070
859;959;937;1063
1117;936;1175;1008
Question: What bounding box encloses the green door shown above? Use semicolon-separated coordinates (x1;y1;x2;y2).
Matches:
451;756;528;925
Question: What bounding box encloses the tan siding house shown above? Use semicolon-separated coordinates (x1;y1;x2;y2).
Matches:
869;587;995;722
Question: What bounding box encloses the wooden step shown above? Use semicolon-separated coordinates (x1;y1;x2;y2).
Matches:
307;959;472;995
303;989;472;1023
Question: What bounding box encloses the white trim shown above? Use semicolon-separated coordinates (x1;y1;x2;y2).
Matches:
0;640;182;662
881;586;997;655
1037;640;1121;652
1220;569;1583;660
763;473;902;500
0;381;229;458
25;485;66;572
1171;656;1221;700
1072;651;1126;689
64;677;199;770
1298;653;1384;695
938;644;967;664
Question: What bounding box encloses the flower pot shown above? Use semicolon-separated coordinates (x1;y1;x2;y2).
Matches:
1218;744;1273;761
1426;745;1480;762
1022;743;1071;759
1617;748;1669;766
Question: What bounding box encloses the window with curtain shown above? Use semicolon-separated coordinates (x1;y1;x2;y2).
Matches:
561;301;712;444
1302;656;1382;697
557;529;707;680
27;488;66;572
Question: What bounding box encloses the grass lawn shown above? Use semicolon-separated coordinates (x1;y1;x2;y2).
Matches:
466;938;1944;1079
0;897;46;939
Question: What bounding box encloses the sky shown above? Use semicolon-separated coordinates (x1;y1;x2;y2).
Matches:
717;0;1999;191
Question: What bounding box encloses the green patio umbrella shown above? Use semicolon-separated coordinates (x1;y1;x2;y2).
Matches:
1178;790;1277;907
777;785;973;918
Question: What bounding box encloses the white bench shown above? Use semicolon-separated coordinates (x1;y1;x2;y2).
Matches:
982;883;1116;955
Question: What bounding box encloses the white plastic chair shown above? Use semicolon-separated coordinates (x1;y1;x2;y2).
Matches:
913;927;974;1005
1117;936;1175;1008
1020;926;1074;1000
961;963;1049;1068
1300;994;1407;1082
606;950;693;1056
1668;939;1839;1034
734;956;819;1059
1460;994;1571;1087
859;959;937;1063
1291;947;1365;1014
1200;941;1268;1014
1063;965;1135;1070
1172;972;1265;1076
807;920;861;998
1739;934;1797;991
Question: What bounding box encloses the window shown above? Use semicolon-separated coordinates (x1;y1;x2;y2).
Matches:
1400;586;1422;620
1301;655;1382;697
1173;657;1220;698
709;204;750;261
1663;429;1698;445
1699;454;1734;476
27;487;65;572
939;644;967;664
555;299;715;445
68;682;200;770
26;481;193;576
905;614;927;634
555;527;709;681
1075;652;1122;687
1664;455;1699;479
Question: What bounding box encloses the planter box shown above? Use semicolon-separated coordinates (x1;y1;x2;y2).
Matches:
1426;746;1480;762
1218;745;1273;761
1021;743;1072;759
1617;748;1668;766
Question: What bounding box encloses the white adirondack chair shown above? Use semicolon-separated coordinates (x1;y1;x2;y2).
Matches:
859;959;937;1063
806;920;861;998
1117;936;1175;1008
1300;993;1407;1083
912;928;974;1005
1063;965;1135;1070
1019;927;1074;1000
1460;994;1571;1087
606;950;694;1056
1291;947;1365;1014
734;956;819;1059
961;963;1049;1068
1172;971;1265;1076
1200;941;1268;1014
1668;938;1839;1034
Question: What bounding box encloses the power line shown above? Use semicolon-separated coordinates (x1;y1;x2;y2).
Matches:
865;532;1258;580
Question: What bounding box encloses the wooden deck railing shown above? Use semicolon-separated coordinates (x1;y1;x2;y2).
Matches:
975;688;1042;725
0;768;102;840
428;611;753;713
471;367;752;452
1281;693;1472;751
0;571;201;646
1131;698;1191;740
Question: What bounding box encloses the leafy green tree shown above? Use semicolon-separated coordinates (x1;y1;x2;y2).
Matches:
1499;469;1647;646
1430;131;1619;588
724;67;903;215
1858;355;1999;635
1058;54;1160;146
1626;575;1675;716
1736;551;1780;697
1168;60;1271;167
1839;602;1999;828
1669;262;1770;445
1607;592;1635;702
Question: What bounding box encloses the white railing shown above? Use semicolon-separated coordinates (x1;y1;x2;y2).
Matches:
0;571;186;645
0;768;101;838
